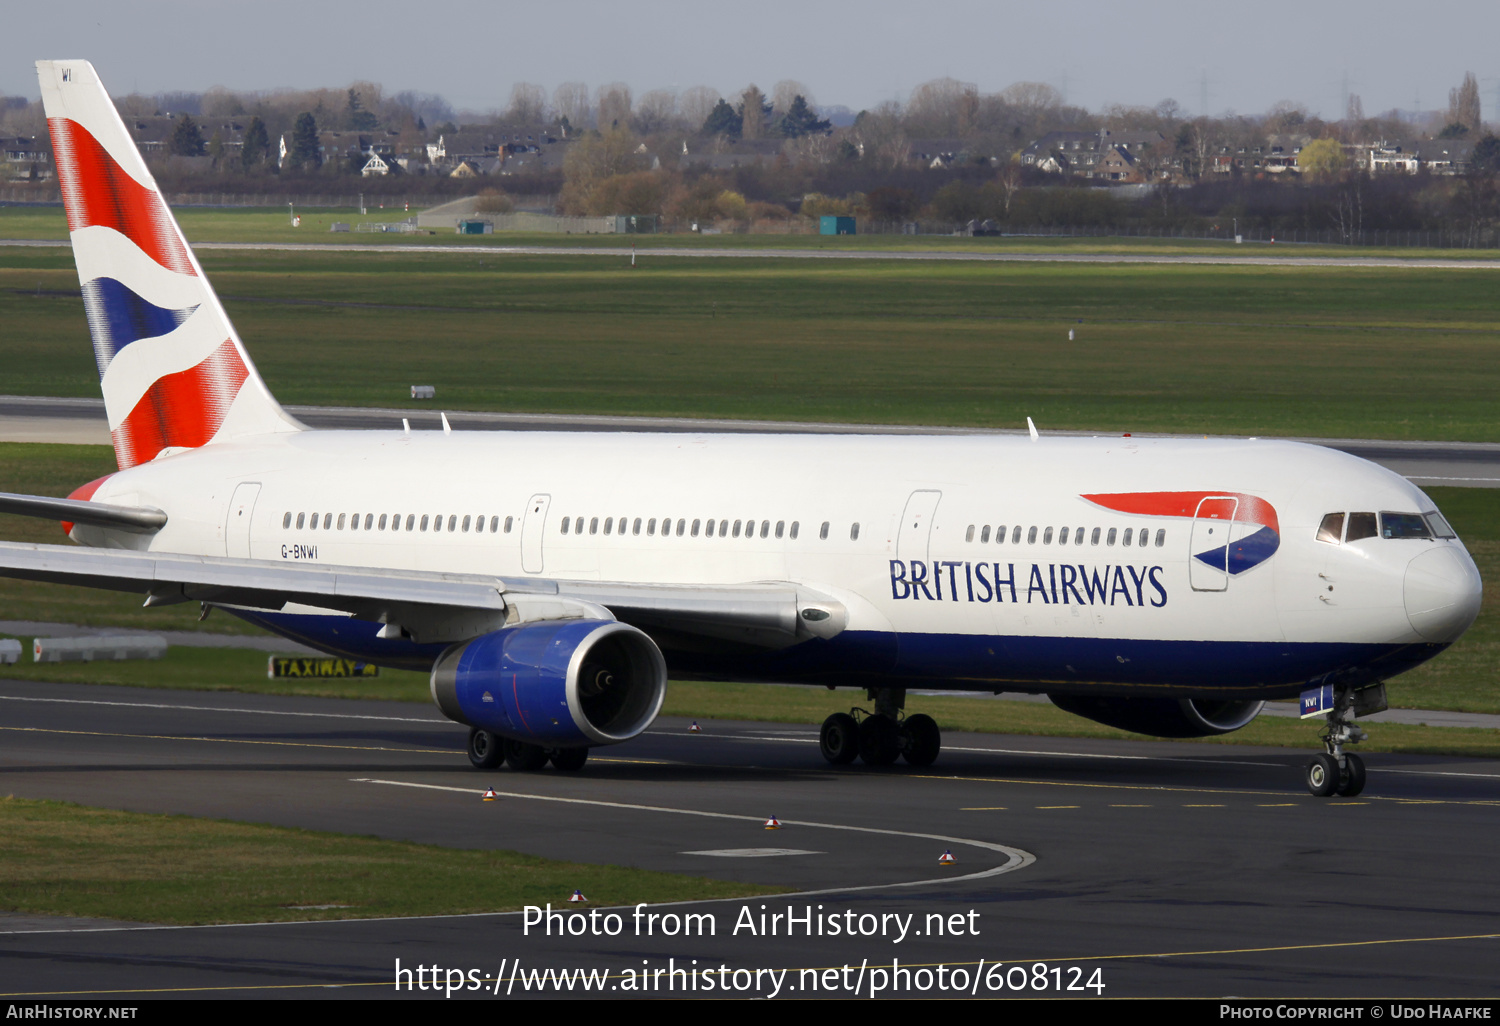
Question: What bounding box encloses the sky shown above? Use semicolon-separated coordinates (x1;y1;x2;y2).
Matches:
5;1;1500;122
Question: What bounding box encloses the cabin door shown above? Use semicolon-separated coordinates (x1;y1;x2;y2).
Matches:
1189;496;1238;592
521;493;550;574
897;490;942;562
225;482;261;558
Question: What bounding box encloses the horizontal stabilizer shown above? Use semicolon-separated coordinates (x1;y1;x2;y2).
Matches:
0;491;166;533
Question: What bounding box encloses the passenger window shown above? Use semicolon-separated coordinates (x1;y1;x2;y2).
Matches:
994;525;1005;543
1381;512;1431;540
474;515;484;534
790;521;799;539
1107;528;1116;546
733;519;743;538
1317;513;1344;544
677;518;686;536
283;512;292;529
1346;512;1378;542
851;523;860;541
309;513;319;531
337;513;346;530
647;518;657;536
966;525;975;543
378;514;387;530
349;513;359;531
366;514;374;531
590;517;599;535
1027;526;1037;544
561;517;570;535
405;514;415;531
761;520;770;538
820;521;830;540
296;513;305;529
776;521;785;539
1155;528;1165;547
490;516;499;533
504;516;513;533
691;519;701;537
434;515;444;533
1091;527;1100;545
604;517;614;536
1074;526;1084;546
1139;527;1149;547
420;515;430;532
324;514;333;530
448;515;457;532
980;525;990;543
633;517;642;536
1058;527;1069;544
1011;526;1021;544
462;515;471;533
1122;528;1133;546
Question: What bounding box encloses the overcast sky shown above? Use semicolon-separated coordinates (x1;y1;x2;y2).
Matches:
5;1;1499;121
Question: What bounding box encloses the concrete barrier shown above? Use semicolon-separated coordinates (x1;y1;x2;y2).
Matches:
32;635;168;662
0;638;20;664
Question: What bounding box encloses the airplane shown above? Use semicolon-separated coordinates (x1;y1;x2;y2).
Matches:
0;60;1483;798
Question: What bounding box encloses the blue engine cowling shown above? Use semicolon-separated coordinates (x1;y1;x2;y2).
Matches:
430;619;667;747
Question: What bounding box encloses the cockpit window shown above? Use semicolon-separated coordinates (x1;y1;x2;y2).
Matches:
1316;513;1344;544
1423;511;1457;539
1345;512;1378;542
1381;512;1431;540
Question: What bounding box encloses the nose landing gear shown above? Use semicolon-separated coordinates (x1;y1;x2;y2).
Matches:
1303;684;1383;797
818;688;942;768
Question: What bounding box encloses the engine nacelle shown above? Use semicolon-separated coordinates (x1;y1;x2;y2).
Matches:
430;619;667;747
1048;694;1264;738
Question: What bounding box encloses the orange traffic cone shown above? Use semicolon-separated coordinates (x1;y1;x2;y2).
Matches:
482;788;499;801
764;816;782;830
938;849;956;865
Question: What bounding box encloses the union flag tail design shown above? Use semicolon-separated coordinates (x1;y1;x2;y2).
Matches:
37;60;300;470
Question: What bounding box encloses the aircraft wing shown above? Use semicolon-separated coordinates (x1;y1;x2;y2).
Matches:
0;541;845;648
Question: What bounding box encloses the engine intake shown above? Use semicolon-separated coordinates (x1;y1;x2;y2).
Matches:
1048;694;1264;738
431;619;667;747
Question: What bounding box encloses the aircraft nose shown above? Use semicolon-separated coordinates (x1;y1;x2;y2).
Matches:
1404;546;1484;642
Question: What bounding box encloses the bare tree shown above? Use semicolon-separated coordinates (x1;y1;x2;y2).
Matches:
595;83;633;131
680;86;721;129
1345;92;1365;124
506;83;548;125
552;82;590;130
633;89;680;134
851;100;908;168
905;78;978;137
1448;72;1481;132
738;84;770;140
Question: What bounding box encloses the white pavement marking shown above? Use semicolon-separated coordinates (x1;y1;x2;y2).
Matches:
351;777;1035;894
0;693;451;725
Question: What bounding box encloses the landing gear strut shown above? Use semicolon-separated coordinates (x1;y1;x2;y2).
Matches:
819;688;941;768
1304;685;1380;797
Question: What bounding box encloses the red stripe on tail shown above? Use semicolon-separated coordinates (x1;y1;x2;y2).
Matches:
111;340;249;468
47;117;197;277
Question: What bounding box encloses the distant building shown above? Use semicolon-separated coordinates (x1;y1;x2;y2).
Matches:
1021;129;1165;179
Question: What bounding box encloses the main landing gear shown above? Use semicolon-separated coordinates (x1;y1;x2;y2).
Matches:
466;728;589;772
819;688;941;768
1303;684;1384;797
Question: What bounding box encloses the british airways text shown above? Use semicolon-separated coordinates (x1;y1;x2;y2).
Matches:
889;560;1168;607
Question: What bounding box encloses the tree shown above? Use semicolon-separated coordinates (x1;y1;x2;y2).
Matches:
737;85;772;140
552;82;590;129
702;98;741;138
1448;72;1481;133
679;86;721;129
168;115;205;157
1471;134;1500;176
345;88;378;131
776;95;830;138
863;186;919;222
506;83;547;125
596;83;633;130
241;116;270;169
1298;138;1345;180
288;112;321;169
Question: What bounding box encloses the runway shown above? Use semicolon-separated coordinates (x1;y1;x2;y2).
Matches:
1;680;1497;999
2;394;1497;488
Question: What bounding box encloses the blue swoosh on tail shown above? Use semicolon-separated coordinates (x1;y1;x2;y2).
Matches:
80;277;198;376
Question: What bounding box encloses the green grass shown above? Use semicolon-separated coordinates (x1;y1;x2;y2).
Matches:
4;245;1500;439
4;204;1498;259
0;795;783;926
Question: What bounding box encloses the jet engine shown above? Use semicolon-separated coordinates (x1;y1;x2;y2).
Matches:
430;619;667;747
1048;694;1264;738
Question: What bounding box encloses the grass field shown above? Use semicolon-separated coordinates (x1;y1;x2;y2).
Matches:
4;204;1499;259
0;795;782;925
3;239;1500;438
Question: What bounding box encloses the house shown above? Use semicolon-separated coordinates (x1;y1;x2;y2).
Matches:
1422;139;1473;175
1;136;52;181
1021;129;1165;178
1367;141;1420;174
679;138;783;171
1095;145;1139;182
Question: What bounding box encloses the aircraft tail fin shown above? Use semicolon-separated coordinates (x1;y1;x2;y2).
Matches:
36;59;300;471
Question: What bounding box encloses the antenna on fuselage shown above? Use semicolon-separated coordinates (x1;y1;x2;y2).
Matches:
402;418;410;437
441;412;452;436
1027;417;1039;442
